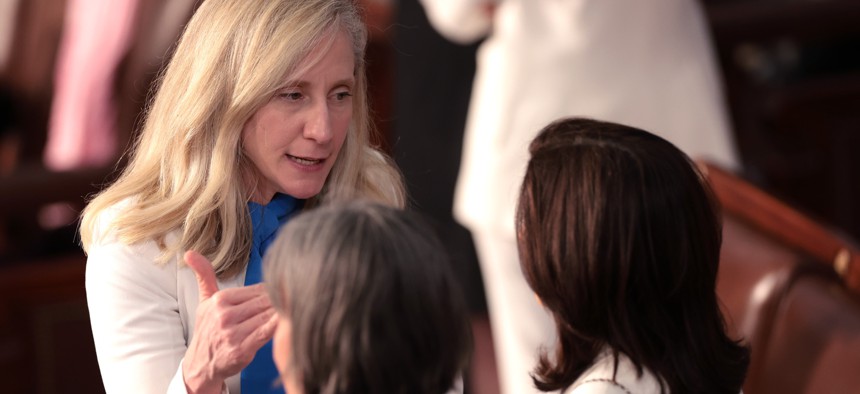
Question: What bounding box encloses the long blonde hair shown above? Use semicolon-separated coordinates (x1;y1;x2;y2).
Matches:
80;0;404;278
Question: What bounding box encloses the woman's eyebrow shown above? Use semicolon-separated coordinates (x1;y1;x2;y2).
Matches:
281;77;355;89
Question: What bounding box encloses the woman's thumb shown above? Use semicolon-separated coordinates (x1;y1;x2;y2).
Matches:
185;250;219;300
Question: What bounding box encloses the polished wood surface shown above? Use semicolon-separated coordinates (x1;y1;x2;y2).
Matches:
712;161;860;394
0;252;103;394
704;161;860;292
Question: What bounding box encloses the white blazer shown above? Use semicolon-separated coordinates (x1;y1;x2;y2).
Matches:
85;202;245;393
421;0;740;238
85;203;467;394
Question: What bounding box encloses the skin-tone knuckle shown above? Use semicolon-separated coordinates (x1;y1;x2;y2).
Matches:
214;310;232;329
211;292;225;306
259;311;270;325
251;330;265;344
256;327;269;343
225;330;245;348
223;348;239;365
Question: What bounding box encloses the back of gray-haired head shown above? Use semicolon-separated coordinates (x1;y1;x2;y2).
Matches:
264;200;471;394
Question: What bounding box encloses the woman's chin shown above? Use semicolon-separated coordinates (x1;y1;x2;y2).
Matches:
280;182;325;200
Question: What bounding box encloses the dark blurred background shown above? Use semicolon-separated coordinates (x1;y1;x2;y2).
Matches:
0;0;858;393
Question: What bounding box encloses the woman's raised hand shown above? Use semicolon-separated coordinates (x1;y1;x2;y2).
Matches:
182;251;279;394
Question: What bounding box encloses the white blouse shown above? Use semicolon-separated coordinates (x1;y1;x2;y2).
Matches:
565;350;664;394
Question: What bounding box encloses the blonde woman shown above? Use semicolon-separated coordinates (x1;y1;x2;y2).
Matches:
81;1;404;393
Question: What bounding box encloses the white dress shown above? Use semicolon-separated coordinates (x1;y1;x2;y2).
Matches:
419;1;739;394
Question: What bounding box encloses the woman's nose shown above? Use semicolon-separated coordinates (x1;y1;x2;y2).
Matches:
303;102;333;143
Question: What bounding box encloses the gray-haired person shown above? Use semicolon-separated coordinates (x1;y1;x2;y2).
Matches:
264;201;472;393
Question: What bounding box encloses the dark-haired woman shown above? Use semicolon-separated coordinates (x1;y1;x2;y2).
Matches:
516;118;749;393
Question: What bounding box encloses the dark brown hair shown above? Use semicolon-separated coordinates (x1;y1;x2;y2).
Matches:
516;118;749;393
264;201;472;394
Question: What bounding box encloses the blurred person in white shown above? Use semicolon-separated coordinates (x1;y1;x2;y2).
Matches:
418;1;740;393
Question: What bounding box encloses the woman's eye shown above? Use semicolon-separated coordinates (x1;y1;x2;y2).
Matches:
280;92;303;101
334;91;353;101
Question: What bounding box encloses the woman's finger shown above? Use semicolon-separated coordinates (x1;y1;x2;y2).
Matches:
185;250;219;300
237;310;280;352
211;291;272;326
208;283;268;306
227;306;276;342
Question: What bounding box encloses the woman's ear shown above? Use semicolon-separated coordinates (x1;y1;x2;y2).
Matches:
284;371;303;394
273;316;304;393
272;317;292;385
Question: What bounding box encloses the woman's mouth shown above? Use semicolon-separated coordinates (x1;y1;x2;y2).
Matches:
286;154;323;166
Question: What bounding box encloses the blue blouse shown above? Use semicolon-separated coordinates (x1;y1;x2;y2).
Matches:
242;193;302;393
